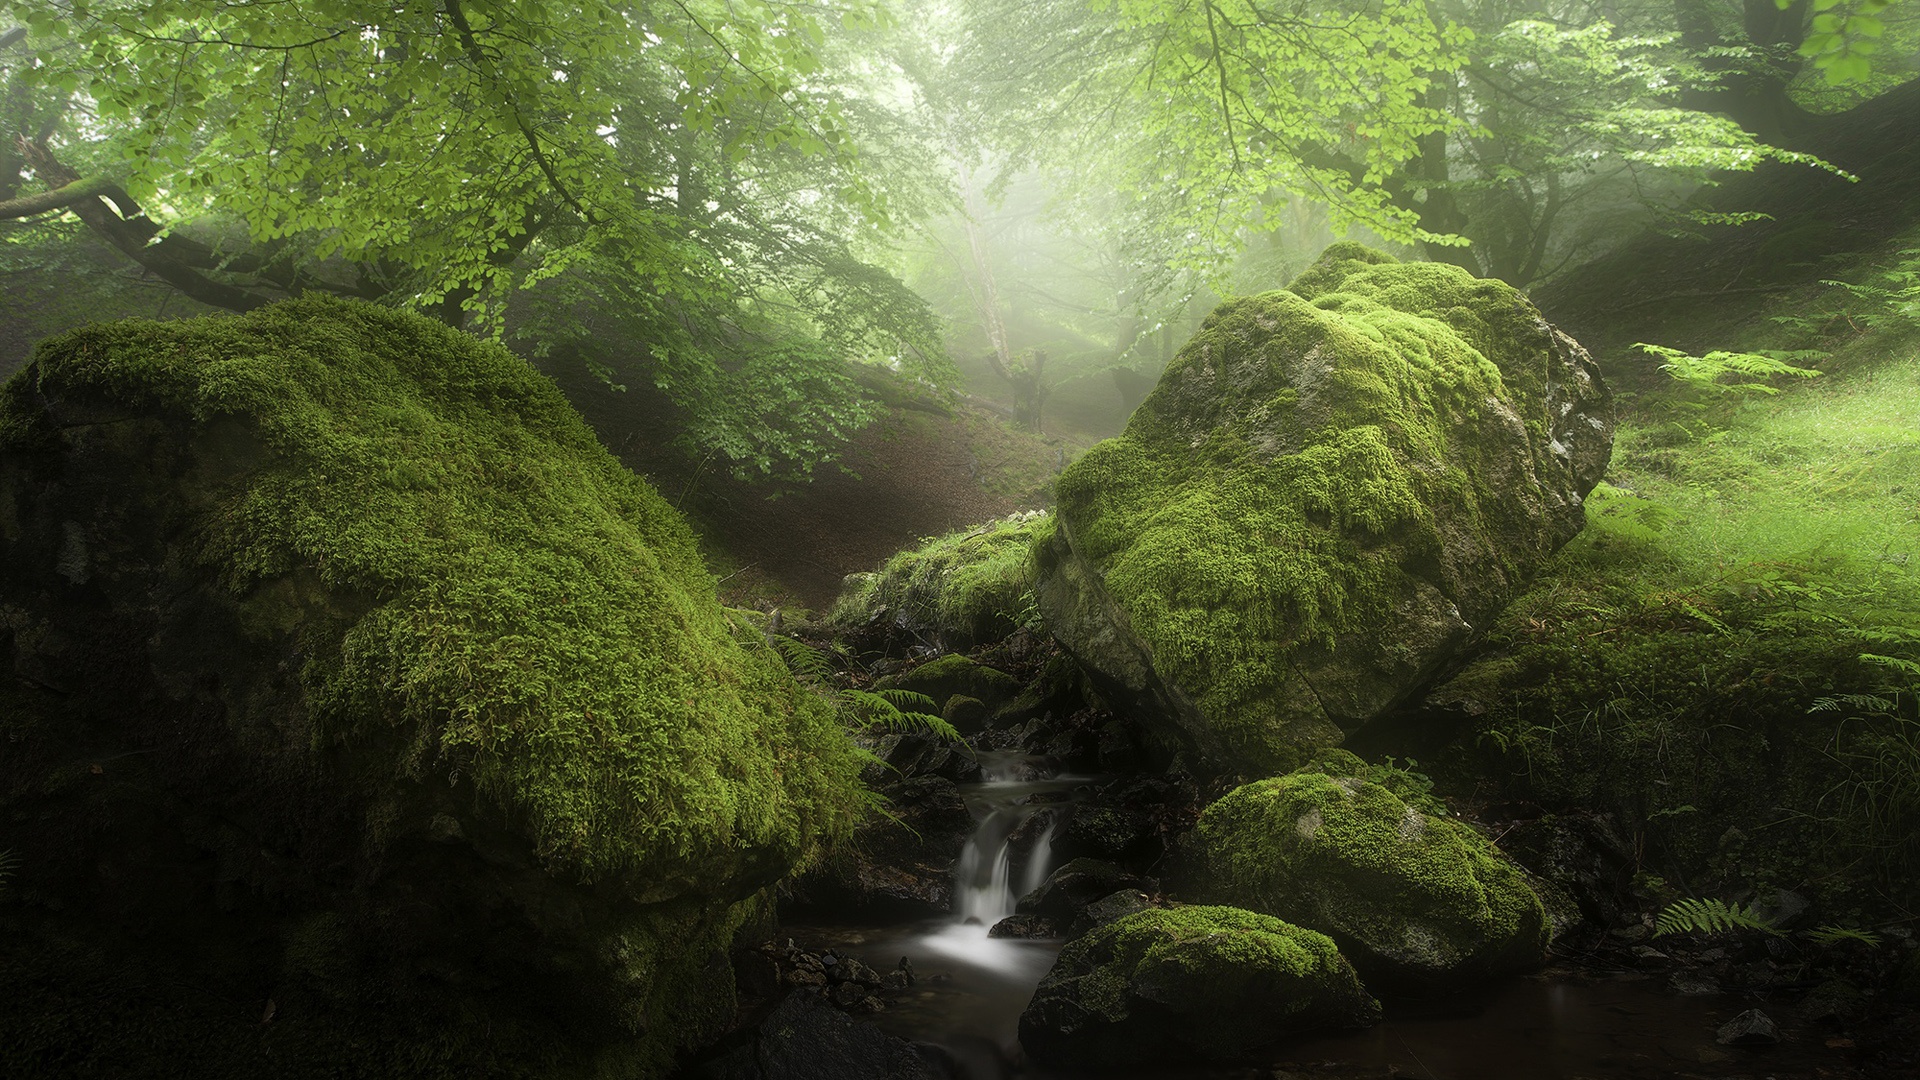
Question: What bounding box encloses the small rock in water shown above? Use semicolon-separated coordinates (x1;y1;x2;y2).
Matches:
896;956;915;985
839;957;882;987
1631;945;1670;964
988;914;1059;939
1715;1008;1780;1046
784;968;827;989
1669;971;1721;996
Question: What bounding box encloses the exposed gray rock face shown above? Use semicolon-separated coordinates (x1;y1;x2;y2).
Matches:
1035;244;1613;775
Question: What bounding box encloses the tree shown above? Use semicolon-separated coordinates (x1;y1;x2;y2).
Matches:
0;0;952;479
943;0;1905;287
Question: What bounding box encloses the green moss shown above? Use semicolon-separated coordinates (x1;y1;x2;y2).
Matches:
1195;770;1547;989
827;511;1047;650
1051;247;1582;772
880;652;1020;708
0;297;865;884
1019;904;1379;1067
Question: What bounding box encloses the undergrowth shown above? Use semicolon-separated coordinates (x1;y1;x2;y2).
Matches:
1452;226;1920;911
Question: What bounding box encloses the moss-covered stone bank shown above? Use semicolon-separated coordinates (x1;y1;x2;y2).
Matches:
1035;244;1613;776
0;298;865;1077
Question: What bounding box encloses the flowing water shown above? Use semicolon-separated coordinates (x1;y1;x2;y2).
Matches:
783;753;1856;1079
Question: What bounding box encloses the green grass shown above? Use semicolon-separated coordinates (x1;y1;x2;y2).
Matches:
1452;232;1920;909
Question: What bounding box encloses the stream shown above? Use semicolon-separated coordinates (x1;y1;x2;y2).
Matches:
782;753;1857;1079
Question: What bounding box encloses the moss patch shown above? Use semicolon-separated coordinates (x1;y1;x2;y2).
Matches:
827;511;1047;651
1195;769;1548;990
1041;245;1610;775
0;297;870;1077
1018;905;1379;1068
1;296;863;884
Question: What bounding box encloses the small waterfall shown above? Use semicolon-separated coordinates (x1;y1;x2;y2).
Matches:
950;753;1063;929
1018;811;1062;899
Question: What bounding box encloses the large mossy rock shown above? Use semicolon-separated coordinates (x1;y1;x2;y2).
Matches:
1034;244;1612;775
1017;905;1379;1068
0;299;865;1077
1193;768;1548;991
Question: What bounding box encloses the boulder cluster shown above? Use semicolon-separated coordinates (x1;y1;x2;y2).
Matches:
811;244;1612;1069
1;243;1615;1076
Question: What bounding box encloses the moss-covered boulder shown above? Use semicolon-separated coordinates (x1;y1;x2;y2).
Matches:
1035;244;1612;775
1017;905;1379;1068
0;299;865;1077
1194;769;1548;991
828;512;1045;653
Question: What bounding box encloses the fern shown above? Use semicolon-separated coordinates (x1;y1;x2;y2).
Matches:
840;688;965;744
1653;897;1782;937
1806;925;1883;948
768;633;833;684
1636;342;1823;396
750;622;968;748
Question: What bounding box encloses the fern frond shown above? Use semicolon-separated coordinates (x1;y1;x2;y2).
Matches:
1861;653;1920;680
1653;897;1781;937
839;688;965;744
868;687;940;713
769;634;832;684
1806;924;1883;948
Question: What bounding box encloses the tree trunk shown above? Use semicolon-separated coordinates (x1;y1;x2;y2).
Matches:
1673;0;1817;146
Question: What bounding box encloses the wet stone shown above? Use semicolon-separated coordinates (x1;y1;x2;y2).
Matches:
1077;889;1152;933
1669;971;1722;996
1715;1008;1780;1046
987;914;1059;939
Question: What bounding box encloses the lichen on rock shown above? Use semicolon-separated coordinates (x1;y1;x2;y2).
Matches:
0;297;867;1075
1017;905;1380;1068
1035;243;1612;776
1194;767;1549;991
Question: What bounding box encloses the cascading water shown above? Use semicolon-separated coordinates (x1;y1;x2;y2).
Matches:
949;753;1065;932
924;752;1072;970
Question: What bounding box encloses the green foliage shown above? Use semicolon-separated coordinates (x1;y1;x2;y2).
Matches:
949;0;1469;270
0;298;868;883
758;628;965;744
1812;652;1920;869
1;0;953;480
1820;248;1920;329
1636;342;1824;396
1807;924;1885;947
1454;238;1920;905
1787;0;1900;84
839;688;964;744
943;0;1845;287
1653;897;1781;937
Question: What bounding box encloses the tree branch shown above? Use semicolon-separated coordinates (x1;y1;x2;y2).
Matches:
442;0;596;224
0;173;121;220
